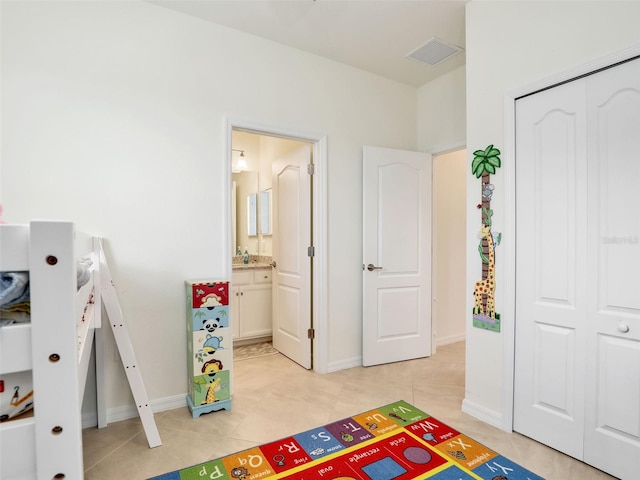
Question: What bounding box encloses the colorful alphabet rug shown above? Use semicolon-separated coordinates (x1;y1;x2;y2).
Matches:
149;400;543;480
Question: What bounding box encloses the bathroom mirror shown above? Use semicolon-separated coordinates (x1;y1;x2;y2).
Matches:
260;190;271;235
232;171;259;254
247;193;257;236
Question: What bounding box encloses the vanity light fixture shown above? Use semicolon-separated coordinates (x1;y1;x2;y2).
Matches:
232;149;248;173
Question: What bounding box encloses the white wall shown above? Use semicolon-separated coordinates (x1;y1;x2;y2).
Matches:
0;1;417;416
417;65;466;153
465;0;640;427
417;65;467;348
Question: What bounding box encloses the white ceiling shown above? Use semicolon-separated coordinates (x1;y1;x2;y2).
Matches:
148;0;469;87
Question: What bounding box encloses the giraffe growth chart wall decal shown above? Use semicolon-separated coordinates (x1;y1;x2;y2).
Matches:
472;145;502;332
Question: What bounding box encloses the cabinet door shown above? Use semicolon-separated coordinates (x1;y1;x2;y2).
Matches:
240;284;272;338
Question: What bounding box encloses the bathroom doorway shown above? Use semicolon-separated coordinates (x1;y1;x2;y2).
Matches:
227;121;328;372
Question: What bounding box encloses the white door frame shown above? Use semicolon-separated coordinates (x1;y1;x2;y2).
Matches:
224;118;329;373
502;45;640;431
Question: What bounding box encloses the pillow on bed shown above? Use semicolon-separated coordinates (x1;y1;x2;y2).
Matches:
0;272;29;307
77;259;92;289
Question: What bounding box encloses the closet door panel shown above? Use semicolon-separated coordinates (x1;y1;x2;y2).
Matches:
595;87;640;311
534;109;577;305
532;323;576;413
594;336;640;435
584;57;640;480
514;78;588;460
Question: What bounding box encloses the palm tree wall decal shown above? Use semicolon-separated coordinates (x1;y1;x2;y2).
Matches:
471;145;502;331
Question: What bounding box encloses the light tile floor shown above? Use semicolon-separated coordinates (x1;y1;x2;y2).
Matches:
82;342;616;479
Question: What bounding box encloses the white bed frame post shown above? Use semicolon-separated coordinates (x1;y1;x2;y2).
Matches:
98;240;162;448
29;221;84;479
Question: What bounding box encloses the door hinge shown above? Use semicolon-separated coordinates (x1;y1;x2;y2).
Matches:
307;328;315;339
307;164;315;175
307;246;315;257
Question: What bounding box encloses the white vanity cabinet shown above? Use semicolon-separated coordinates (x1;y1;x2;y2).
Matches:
231;268;272;343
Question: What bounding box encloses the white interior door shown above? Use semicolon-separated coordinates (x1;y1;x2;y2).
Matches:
514;78;588;459
582;58;640;480
362;145;432;367
272;144;312;369
514;57;640;479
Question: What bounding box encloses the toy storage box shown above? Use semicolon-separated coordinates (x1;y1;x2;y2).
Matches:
185;280;233;418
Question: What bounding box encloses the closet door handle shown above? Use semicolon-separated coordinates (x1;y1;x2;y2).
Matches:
366;263;383;272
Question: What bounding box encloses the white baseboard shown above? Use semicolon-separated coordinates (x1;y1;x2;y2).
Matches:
461;398;509;431
327;356;362;373
82;412;98;429
325;338;466;374
435;333;465;347
82;393;187;429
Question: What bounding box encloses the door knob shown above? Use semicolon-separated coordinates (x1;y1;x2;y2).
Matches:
271;261;277;268
366;263;383;272
618;323;630;333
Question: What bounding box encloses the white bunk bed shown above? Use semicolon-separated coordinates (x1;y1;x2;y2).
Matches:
0;220;160;480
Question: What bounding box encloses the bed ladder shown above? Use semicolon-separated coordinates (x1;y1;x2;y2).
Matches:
98;240;162;448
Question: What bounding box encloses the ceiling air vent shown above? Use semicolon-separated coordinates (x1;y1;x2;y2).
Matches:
406;37;462;67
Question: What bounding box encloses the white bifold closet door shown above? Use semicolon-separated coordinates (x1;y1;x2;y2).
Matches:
514;57;640;479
